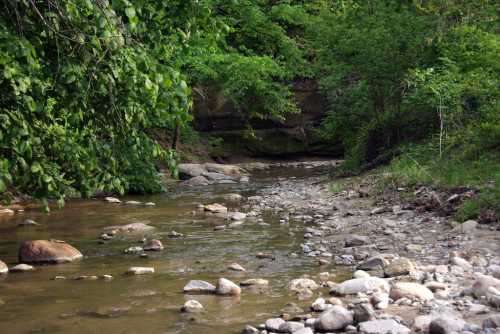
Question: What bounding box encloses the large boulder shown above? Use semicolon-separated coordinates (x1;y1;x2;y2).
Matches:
390;282;434;301
358;319;411;334
178;163;207;180
0;260;8;274
18;240;83;264
331;277;389;295
314;305;353;332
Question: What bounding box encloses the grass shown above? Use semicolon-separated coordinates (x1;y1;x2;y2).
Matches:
381;137;500;222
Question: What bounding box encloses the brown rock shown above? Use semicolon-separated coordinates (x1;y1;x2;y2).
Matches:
19;240;83;264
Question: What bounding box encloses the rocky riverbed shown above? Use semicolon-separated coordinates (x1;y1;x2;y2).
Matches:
0;160;499;333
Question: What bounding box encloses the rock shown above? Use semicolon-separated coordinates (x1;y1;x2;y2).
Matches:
167;231;183;238
314;305;353;332
454;220;477;233
483;314;500;329
390;282;434;301
353;303;376;323
105;222;154;233
18;219;39;227
228;212;247;221
18;240;83;264
223;194;244;203
353;270;371;278
429;316;466;334
311;298;328;312
471;274;500;298
371;292;389;309
413;315;433;332
405;244;423;252
345;235;370;247
256;252;275;259
181;300;204;313
183;280;216;294
144;202;156;206
488;265;500;279
180;175;210;186
228;263;246;272
450;256;472;271
0;261;8;274
384;258;415;277
9;263;34;272
265;318;285;332
124;246;143;254
104;197;121;203
288;278;319;291
204;163;243;176
331;277;389;295
143;239;164;251
293;328;313;334
125;200;142;205
0;208;15;214
178;163;207;179
242;325;259;334
358;254;392;271
125;267;154;275
358;319;411;334
240;278;269;286
216;278;241;296
279;321;305;333
204;203;228;214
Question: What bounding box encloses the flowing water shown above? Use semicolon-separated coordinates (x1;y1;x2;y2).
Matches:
0;165;341;334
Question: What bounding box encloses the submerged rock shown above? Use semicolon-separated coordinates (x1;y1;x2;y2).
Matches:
240;278;268;286
18;240;83;264
228;263;246;272
288;278;319;291
203;203;228;214
105;222;154;233
125;267;154;275
18;219;39;227
181;300;204;313
180;175;210;187
142;239;164;251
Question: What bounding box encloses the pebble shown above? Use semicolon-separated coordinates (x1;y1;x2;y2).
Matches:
125;267;154;275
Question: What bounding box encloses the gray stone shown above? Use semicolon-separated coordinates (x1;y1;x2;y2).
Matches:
293;328;313;334
483;314;500;329
353;303;376;323
228;263;246;272
314;305;353;332
345;235;370;247
178;163;207;179
278;321;305;333
384;258;415;277
288;278;319;291
180;175;210;186
471;274;500;298
359;319;411;334
429;316;466;334
143;239;164;251
183;280;216;294
266;318;286;332
241;325;259;334
240;278;269;286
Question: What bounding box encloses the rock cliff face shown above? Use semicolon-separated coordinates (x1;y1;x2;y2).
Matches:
192;80;342;157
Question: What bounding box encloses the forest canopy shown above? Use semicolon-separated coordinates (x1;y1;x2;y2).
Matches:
0;0;498;211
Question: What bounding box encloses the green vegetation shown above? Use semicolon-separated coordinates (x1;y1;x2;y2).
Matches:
1;0;498;218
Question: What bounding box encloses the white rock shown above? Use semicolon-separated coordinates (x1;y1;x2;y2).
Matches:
390;282;434;301
359;319;411;334
203;203;228;214
126;267;154;275
104;197;121;203
314;305;353;331
183;280;216;294
353;270;371;278
216;278;241;296
288;278;319;291
228;263;246;272
9;263;34;272
331;277;389;295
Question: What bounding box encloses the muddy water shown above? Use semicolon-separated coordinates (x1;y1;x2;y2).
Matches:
0;166;339;334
